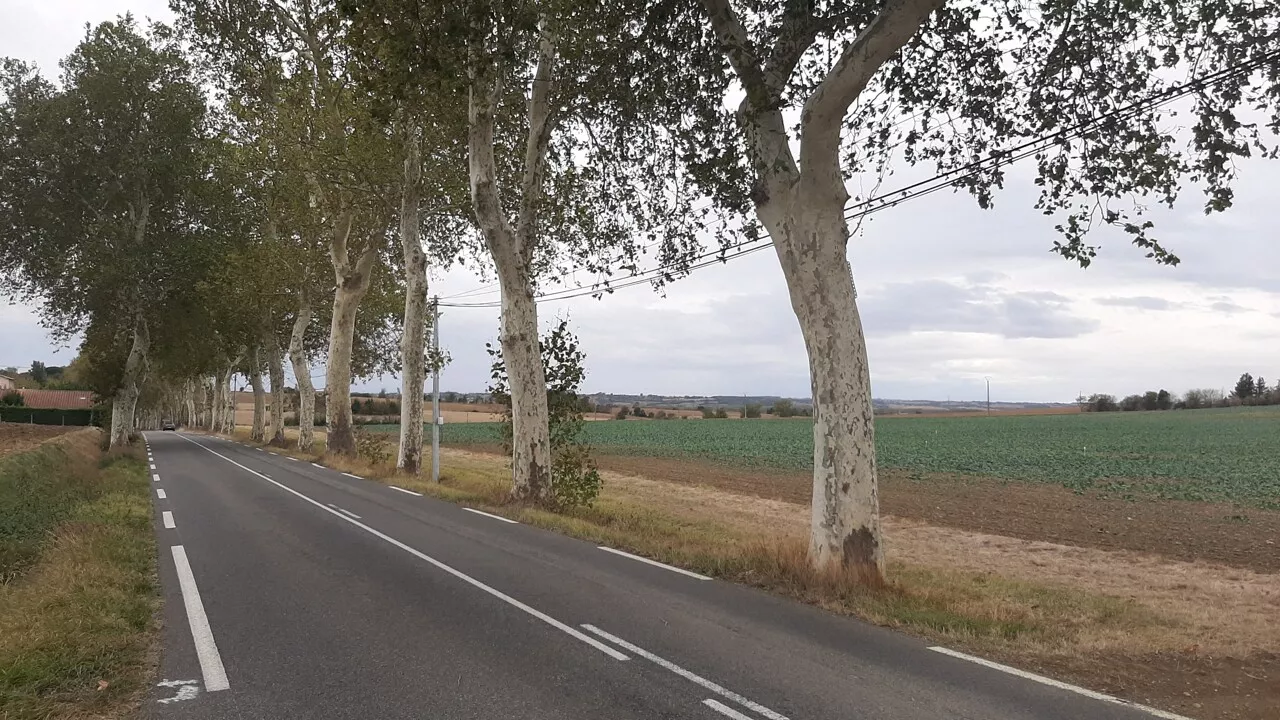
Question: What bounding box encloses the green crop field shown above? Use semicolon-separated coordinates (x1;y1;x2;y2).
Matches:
364;406;1280;508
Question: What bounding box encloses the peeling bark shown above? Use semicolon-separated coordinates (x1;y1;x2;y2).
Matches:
267;337;287;446
467;18;556;502
202;377;215;429
109;316;150;448
701;0;941;581
184;379;197;428
250;346;266;441
397;129;428;474
758;186;883;579
210;373;224;431
324;212;378;457
289;290;316;452
215;353;241;435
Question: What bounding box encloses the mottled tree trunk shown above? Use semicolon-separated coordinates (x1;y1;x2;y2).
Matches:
324;213;378;458
267;338;287;446
397;130;427;474
249;346;266;442
467;21;556;502
184;379;197;428
224;372;236;434
324;283;363;456
289;291;316;452
209;374;224;431
700;0;940;583
109;316;150;448
496;272;551;502
758;185;883;580
216;355;240;435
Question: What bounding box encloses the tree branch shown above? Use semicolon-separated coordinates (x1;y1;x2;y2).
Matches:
514;16;559;263
762;2;839;96
467;39;516;260
267;0;322;75
353;241;379;280
700;0;773;109
328;207;354;279
800;0;943;177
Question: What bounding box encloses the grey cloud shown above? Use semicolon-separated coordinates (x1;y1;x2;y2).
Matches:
964;270;1010;285
861;280;1099;339
1095;296;1178;311
1209;301;1252;314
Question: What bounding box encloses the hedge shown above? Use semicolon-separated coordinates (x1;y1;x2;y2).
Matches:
0;408;96;426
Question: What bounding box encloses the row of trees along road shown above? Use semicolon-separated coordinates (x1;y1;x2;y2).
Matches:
3;2;1279;582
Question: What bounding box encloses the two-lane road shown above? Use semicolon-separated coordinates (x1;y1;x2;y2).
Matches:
141;430;1186;720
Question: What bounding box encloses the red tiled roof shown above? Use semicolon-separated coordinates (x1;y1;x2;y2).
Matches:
16;389;95;409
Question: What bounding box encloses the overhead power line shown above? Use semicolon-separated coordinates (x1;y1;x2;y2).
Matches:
439;47;1280;310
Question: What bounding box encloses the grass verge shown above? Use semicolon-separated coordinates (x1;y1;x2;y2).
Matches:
0;429;158;719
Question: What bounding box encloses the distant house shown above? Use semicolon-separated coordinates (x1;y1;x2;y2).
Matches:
0;374;13;390
17;389;95;409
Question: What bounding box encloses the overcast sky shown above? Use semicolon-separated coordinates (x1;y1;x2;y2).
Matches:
4;1;1279;403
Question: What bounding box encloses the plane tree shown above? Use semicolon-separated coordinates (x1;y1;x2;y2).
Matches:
0;18;220;447
175;0;410;455
342;0;711;499
653;0;1280;580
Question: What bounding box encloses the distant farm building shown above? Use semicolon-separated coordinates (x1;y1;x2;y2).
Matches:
17;389;94;409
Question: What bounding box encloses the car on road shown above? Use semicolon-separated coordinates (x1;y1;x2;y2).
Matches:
161;420;176;431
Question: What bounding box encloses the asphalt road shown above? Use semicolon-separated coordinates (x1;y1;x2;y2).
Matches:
140;430;1184;720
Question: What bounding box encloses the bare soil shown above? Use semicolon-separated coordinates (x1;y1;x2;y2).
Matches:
458;443;1279;572
0;423;80;458
583;454;1280;574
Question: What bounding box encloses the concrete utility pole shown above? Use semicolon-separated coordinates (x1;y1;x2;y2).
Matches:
431;297;441;484
985;376;992;416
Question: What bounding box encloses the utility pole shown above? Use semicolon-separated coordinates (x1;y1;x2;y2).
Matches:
985;376;992;416
431;297;441;484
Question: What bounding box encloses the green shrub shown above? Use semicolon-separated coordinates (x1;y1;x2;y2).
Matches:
489;320;602;508
354;429;392;466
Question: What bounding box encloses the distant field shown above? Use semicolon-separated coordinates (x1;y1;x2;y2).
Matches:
366;406;1280;508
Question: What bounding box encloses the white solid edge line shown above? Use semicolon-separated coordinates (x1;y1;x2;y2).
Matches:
162;511;175;529
156;488;167;499
342;472;362;479
926;647;1194;720
326;503;362;520
597;546;710;580
582;624;786;720
703;699;757;720
152;474;161;483
389;485;423;497
463;507;519;524
170;545;230;691
173;433;628;662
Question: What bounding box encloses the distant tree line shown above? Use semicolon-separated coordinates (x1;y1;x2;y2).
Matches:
1;359;92;391
1080;372;1280;412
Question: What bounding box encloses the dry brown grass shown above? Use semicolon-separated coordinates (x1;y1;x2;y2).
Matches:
0;422;81;458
